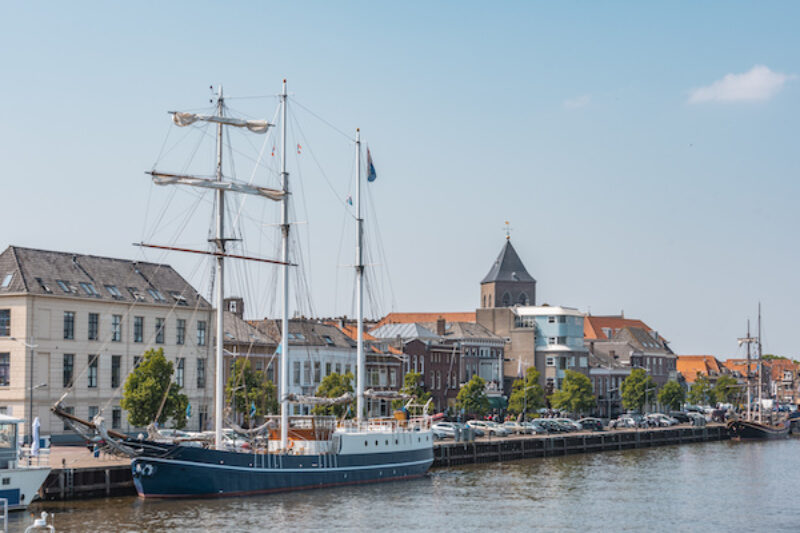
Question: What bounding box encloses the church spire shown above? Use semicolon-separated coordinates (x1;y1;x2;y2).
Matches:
480;236;536;308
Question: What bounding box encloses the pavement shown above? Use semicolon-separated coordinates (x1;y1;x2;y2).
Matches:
33;445;131;470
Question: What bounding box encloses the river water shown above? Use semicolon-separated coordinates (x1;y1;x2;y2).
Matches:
12;438;800;532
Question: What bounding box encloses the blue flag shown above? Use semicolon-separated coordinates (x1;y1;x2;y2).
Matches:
250;402;256;418
185;403;192;419
367;148;377;182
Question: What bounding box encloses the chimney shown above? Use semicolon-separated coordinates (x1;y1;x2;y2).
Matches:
224;297;244;319
436;317;446;336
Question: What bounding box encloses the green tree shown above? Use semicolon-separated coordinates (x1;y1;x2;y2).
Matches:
658;380;686;411
456;375;490;417
120;348;188;429
621;368;657;412
392;371;432;414
312;372;354;418
687;374;714;406
713;374;739;404
225;359;278;426
549;370;595;415
507;367;545;417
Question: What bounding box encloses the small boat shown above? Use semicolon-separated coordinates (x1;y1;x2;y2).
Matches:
727;419;789;440
0;415;51;510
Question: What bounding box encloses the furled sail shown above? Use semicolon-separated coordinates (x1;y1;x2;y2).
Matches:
149;172;285;201
172;111;272;134
284;392;354;405
364;389;413;400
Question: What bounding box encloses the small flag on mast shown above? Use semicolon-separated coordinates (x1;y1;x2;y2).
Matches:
297;144;302;154
346;195;353;206
367;147;377;182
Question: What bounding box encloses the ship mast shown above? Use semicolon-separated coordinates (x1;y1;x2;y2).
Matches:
355;129;365;423
213;86;226;450
757;303;763;424
279;80;291;449
738;319;757;422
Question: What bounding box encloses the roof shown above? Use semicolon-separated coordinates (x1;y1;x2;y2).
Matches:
516;305;584;317
676;355;727;383
614;327;672;355
375;312;476;327
327;322;403;355
418;321;504;342
369;322;439;341
223;311;277;347
249;318;354;349
0;245;210;308
481;240;535;284
584;315;656;340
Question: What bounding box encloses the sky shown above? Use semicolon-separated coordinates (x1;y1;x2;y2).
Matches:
1;2;798;358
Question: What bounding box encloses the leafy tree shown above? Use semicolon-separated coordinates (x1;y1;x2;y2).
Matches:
121;348;188;428
761;354;785;361
225;359;278;426
621;368;657;412
658;380;686;411
713;374;739;404
549;370;595;415
508;367;545;417
392;371;432;414
687;374;714;406
312;372;354;418
456;375;490;417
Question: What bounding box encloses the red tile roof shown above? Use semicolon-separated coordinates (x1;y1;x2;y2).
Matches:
584;316;654;340
375;312;476;328
676;355;725;383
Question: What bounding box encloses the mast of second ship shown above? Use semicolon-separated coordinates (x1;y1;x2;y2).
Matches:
279;80;291;450
213;87;226;450
355;129;365;423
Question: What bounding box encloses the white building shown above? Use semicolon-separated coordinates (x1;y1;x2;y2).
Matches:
0;246;214;442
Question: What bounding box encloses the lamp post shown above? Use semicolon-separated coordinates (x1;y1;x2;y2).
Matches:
644;386;656;415
10;337;39;444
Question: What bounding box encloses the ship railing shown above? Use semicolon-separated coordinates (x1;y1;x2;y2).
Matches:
19;446;51;467
336;416;432;433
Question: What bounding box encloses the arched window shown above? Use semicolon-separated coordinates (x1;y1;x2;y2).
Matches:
502;292;512;307
517;292;529;306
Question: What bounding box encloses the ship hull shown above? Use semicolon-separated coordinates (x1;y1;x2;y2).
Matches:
727;420;789;440
131;444;433;498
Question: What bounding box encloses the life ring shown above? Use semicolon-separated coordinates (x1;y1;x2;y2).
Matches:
141;464;155;477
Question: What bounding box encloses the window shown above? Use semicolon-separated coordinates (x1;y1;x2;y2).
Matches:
79;282;100;297
88;406;99;421
345;364;351;375
557;336;566;344
63;354;74;387
293;362;301;385
501;292;511;306
63;311;75;340
88;313;99;340
196;358;206;389
111;315;122;342
134;316;143;343
335;363;342;375
88;355;98;388
133;356;142;369
266;364;274;383
105;285;123;299
176;319;186;345
558;316;567;323
323;335;334;346
548;337;556;345
197;321;207;346
0;354;8;386
314;362;321;384
176;358;185;388
63;407;74;430
155;318;165;344
429;371;434;389
169;291;188;306
0;310;9;337
34;277;52;293
0;274;12;288
111;355;121;388
147;289;166;303
127;287;145;301
548;316;556;324
325;362;332;376
546;357;555;367
303;362;311;384
295;333;306;341
112;408;121;429
56;280;70;293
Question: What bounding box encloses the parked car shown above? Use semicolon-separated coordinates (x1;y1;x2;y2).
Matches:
578;418;604;431
553;418;582;431
464;421;486;437
432;422;457;438
527;420;550;434
669;411;691;424
687;412;706;426
502;421;532;434
482;421;511;437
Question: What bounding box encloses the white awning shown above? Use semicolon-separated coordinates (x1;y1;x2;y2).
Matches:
171;112;272;134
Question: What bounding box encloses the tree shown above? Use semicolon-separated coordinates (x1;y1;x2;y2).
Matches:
507;367;545;417
225;359;278;426
713;374;739;404
312;372;354;418
549;370;595;415
392;371;432;414
121;348;188;429
456;375;490;417
621;368;657;412
658;380;686;411
687;374;714;406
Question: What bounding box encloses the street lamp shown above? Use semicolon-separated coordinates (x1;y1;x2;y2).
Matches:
10;337;39;444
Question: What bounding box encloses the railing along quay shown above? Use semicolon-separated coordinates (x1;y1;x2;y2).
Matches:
433;423;729;467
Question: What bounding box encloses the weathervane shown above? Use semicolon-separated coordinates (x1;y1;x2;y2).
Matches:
503;220;513;240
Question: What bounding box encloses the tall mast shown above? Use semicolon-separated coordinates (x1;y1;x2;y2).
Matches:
355;130;365;422
746;320;751;421
279;79;290;449
757;302;763;423
213;86;225;450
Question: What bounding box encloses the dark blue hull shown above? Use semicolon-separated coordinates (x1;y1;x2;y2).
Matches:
131;445;433;498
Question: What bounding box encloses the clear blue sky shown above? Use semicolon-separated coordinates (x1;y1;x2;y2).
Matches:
1;2;798;358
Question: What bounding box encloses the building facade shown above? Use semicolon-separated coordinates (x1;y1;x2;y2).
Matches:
0;246;214;442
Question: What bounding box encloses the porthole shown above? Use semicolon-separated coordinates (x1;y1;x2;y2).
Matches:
364;441;368;446
385;440;389;445
395;439;398;445
375;440;379;446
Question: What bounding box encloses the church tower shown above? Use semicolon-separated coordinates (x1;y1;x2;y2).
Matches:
480;238;536;308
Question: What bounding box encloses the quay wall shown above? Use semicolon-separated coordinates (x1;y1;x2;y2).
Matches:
433;424;729;468
37;425;729;501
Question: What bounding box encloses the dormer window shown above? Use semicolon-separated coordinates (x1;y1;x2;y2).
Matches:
127;287;146;301
1;274;12;288
79;282;100;297
169;291;188;306
147;289;166;303
105;285;123;299
323;335;334;346
35;277;52;293
56;280;71;293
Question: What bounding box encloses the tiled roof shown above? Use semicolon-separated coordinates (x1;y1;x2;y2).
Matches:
0;245;210;308
481;240;535;284
369;322;439;341
614;327;671;355
249;318;354;349
224;311;277;347
676;355;726;383
584;315;655;340
375;312;476;327
418;321;504;342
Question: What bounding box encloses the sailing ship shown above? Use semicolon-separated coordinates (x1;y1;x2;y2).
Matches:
53;81;433;497
727;305;788;440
